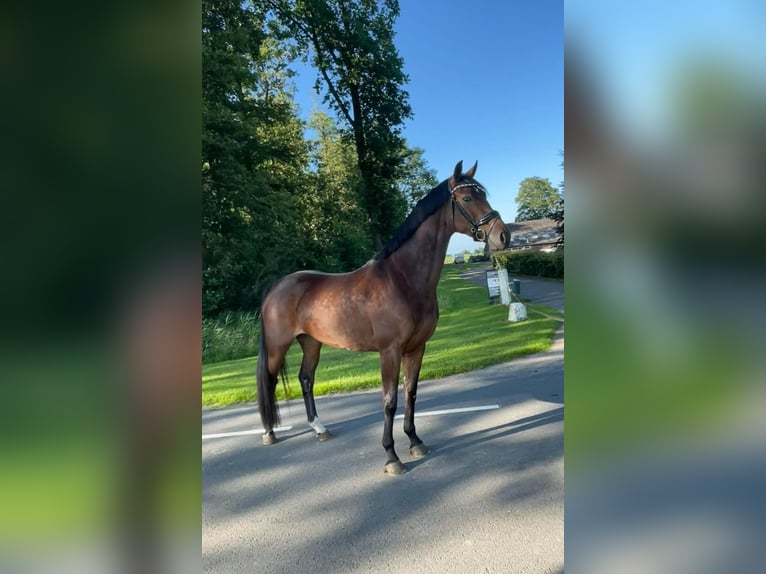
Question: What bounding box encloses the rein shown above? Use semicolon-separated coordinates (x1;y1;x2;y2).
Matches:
450;182;500;242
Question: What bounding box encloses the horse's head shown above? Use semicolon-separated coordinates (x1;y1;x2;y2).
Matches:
449;160;509;251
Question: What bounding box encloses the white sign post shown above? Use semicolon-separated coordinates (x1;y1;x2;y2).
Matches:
486;270;500;303
497;268;510;305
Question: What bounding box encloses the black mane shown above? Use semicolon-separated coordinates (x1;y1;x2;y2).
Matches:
373;179;451;260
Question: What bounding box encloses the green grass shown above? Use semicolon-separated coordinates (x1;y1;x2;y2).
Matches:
202;265;560;407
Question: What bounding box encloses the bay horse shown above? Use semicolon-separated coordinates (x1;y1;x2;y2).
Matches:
257;160;508;474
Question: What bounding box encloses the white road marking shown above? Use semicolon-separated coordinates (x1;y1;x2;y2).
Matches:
394;404;500;419
203;405;499;439
202;426;293;440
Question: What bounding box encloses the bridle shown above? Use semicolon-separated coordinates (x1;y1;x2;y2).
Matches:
450;182;500;242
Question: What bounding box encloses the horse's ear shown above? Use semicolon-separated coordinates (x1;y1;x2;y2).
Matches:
465;161;478;179
452;160;463;181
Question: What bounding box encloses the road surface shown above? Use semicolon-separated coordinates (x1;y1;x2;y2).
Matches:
203;330;564;573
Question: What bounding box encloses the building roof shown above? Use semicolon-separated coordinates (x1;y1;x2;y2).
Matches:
506;218;562;246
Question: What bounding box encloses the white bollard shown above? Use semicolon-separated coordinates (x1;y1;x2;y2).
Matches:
497;268;510;306
508;301;527;322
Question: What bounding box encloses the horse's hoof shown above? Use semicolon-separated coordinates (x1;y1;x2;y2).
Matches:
262;432;277;446
410;443;430;458
316;431;333;442
384;460;406;476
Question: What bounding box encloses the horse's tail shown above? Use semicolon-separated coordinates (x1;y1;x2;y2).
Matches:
256;309;288;430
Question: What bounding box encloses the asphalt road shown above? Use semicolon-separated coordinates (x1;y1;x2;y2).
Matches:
203;330;564;573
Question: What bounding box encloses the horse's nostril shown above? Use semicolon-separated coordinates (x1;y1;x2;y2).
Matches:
500;231;507;245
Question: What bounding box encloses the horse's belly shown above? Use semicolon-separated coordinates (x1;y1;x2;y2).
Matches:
314;332;378;352
325;337;376;352
300;314;377;352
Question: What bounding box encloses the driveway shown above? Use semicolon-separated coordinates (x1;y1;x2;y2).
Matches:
203;332;564;573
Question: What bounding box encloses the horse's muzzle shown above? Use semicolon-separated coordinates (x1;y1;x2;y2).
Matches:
484;218;508;252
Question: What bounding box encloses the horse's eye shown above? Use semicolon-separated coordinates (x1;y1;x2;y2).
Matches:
462;195;472;202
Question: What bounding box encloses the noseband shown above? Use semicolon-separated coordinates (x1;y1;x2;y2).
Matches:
450;182;500;242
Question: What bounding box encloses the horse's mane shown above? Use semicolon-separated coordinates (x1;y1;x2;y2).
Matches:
373;179;451;261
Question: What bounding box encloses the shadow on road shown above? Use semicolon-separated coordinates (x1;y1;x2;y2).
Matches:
204;316;564;573
204;397;563;573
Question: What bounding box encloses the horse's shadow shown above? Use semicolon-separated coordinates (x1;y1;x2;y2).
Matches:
403;406;563;472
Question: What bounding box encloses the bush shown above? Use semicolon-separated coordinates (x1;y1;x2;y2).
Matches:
202;311;261;364
491;249;564;279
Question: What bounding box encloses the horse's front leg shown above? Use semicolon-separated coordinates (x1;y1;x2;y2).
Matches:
380;346;405;475
403;345;429;458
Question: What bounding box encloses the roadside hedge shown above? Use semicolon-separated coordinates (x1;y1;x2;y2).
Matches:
492;249;564;279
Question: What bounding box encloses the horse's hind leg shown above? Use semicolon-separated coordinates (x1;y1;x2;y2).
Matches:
259;340;291;446
403;345;429;458
380;346;405;475
297;334;332;441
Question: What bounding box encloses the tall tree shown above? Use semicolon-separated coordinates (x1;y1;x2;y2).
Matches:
397;145;439;209
300;111;372;270
266;0;412;249
514;176;562;222
203;0;307;315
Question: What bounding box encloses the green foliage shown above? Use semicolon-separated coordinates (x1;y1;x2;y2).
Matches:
492;249;564;279
267;0;413;249
202;0;308;314
398;146;439;208
202;311;261;364
514;176;562;222
202;266;559;407
301;111;373;271
549;192;565;241
202;0;439;318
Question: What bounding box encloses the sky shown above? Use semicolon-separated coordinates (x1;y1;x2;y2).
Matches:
291;0;564;255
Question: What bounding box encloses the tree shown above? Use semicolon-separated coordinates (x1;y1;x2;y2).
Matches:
300;111;372;271
397;145;439;209
300;115;438;270
202;0;307;315
514;176;561;222
202;0;438;315
265;0;412;249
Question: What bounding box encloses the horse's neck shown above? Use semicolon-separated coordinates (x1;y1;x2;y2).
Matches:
385;206;452;294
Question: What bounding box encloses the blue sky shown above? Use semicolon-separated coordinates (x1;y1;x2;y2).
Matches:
291;1;564;255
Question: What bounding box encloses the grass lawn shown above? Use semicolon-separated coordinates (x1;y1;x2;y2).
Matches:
202;264;561;407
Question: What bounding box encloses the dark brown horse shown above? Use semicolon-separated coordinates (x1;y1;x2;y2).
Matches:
257;160;508;474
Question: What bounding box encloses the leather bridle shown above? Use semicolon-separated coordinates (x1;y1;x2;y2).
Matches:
450;182;500;242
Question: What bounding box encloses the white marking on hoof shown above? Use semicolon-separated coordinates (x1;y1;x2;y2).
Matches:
308;417;327;435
